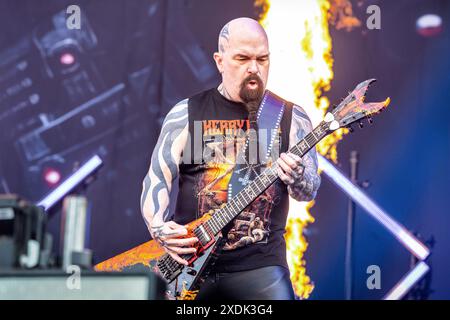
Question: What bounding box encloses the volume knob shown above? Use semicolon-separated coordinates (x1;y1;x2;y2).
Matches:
187;268;197;276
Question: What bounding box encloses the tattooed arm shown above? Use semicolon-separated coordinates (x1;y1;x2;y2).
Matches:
140;99;197;265
276;105;321;202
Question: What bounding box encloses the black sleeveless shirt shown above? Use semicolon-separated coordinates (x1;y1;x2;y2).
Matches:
175;88;293;272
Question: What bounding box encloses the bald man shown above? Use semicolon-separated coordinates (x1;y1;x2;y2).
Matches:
140;17;320;300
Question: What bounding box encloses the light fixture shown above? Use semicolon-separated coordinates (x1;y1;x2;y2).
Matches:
318;155;430;300
37;155;103;211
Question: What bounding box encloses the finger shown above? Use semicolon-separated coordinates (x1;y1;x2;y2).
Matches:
296;163;305;175
164;237;198;247
284;154;304;178
277;167;294;184
277;167;294;185
289;154;305;175
167;251;189;266
281;153;299;169
277;157;295;177
166;245;197;255
287;152;302;164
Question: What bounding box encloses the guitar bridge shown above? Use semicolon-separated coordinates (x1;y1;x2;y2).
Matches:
157;255;183;282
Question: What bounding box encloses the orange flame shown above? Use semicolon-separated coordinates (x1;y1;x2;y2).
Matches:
329;0;362;31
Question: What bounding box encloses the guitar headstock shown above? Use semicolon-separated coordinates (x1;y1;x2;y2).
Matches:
324;79;390;131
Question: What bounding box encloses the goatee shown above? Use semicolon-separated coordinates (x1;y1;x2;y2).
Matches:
239;74;264;125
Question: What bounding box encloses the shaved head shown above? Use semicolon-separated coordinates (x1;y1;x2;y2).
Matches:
218;17;268;53
214;17;270;107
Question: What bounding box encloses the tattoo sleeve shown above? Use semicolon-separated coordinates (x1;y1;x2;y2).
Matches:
140;99;189;233
287;105;321;202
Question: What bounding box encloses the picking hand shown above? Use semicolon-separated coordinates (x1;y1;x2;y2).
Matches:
150;221;198;266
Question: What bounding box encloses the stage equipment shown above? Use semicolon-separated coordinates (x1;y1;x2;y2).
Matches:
60;195;91;269
0;269;166;300
318;155;431;300
36;154;103;270
345;150;358;300
384;262;430;300
416;14;443;37
37;154;103;211
0;194;49;269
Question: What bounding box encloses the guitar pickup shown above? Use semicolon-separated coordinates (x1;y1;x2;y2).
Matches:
194;224;214;248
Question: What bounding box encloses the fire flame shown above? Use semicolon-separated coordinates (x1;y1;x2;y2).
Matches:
257;0;360;299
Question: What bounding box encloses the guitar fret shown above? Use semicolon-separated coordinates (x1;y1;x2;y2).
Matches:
212;221;218;234
225;209;233;223
245;188;253;201
211;217;219;232
304;139;310;148
206;220;216;234
235;198;242;210
245;190;252;202
208;217;217;233
241;190;249;203
258;181;265;192
253;179;262;193
235;194;244;207
216;214;223;228
217;212;225;226
229;201;239;216
240;189;251;205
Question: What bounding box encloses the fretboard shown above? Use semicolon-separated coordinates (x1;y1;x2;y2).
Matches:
205;121;328;234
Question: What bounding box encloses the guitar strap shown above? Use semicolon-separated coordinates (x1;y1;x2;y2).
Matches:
227;90;287;199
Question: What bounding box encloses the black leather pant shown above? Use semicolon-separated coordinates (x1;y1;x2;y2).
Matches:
195;265;296;300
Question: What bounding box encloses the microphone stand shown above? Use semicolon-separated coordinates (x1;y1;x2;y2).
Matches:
345;151;359;300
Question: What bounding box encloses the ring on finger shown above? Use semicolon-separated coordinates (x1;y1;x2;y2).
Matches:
159;239;167;247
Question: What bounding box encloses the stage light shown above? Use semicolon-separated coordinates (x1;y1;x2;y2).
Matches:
43;168;61;186
37;155;103;211
416;14;443;37
383;261;430;300
60;52;75;65
318;155;430;260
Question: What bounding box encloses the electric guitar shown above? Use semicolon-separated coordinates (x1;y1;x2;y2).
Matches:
94;79;390;300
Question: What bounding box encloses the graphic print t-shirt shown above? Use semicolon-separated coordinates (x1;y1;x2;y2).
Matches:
174;88;292;272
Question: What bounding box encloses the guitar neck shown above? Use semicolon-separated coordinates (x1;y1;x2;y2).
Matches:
206;121;328;234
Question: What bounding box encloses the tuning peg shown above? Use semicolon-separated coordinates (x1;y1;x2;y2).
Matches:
348;126;354;133
368;117;373;124
359;121;364;129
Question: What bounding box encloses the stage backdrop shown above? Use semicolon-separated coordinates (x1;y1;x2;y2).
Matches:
0;0;449;299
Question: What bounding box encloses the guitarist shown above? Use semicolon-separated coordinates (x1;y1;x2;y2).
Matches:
140;17;321;300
